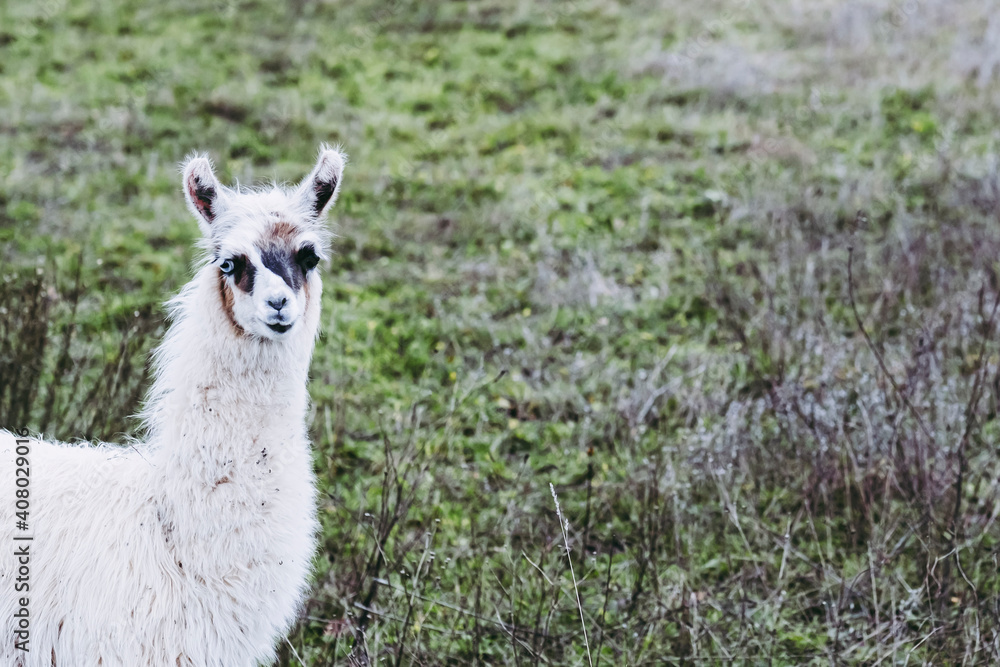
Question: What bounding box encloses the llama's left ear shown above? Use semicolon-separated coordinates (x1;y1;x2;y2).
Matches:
182;154;226;237
297;145;347;219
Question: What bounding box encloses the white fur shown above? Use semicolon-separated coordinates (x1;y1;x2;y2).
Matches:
0;146;346;666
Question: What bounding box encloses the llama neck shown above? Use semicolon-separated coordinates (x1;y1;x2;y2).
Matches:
143;267;315;470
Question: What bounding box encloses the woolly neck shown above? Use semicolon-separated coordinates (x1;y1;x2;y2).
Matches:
140;264;316;471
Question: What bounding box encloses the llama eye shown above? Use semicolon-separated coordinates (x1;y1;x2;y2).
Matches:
219;259;236;275
297;246;320;271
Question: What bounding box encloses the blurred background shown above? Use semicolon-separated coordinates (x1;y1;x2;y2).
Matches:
4;0;1000;663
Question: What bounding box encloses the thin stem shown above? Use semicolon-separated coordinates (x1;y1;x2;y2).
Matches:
847;244;934;443
550;483;593;667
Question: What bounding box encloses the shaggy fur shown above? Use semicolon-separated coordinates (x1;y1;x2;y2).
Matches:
0;146;346;666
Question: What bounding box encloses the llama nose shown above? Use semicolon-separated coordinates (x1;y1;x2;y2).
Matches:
267;296;288;312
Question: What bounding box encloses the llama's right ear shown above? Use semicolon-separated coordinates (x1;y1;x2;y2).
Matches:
296;145;347;220
182;155;225;236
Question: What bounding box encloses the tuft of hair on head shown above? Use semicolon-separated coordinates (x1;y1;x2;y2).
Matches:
295;144;347;220
181;153;230;238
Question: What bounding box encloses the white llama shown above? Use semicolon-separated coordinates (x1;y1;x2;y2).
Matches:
0;145;346;666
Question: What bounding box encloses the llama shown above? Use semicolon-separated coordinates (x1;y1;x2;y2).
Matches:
0;145;346;666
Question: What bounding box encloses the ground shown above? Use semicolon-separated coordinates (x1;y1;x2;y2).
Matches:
3;0;1000;664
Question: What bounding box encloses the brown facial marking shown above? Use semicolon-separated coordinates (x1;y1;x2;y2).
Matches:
217;273;245;335
267;221;299;243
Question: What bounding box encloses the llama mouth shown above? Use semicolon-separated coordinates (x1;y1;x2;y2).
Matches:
267;322;292;334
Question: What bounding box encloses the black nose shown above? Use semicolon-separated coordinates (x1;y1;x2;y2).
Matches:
268;297;288;312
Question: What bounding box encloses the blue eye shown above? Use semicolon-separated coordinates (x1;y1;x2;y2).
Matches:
220;259;236;275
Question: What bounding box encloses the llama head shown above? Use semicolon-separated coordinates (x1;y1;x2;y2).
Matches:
181;146;346;341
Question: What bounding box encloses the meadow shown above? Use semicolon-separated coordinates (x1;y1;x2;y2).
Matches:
3;0;1000;663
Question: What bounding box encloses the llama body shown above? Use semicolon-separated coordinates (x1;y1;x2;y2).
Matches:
0;147;345;666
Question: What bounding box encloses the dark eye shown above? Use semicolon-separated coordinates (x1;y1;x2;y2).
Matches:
219;258;236;275
297;245;320;272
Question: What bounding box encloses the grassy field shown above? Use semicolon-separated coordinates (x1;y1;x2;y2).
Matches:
4;0;1000;663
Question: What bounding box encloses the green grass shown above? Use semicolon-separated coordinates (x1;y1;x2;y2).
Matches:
5;0;1000;664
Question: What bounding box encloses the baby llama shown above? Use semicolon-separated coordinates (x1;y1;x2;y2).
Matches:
0;145;346;666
